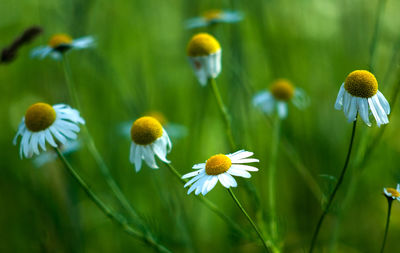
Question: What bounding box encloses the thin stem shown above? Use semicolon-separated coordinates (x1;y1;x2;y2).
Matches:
309;119;357;253
228;188;272;252
369;0;388;72
62;56;148;233
268;114;281;242
209;77;236;151
380;198;393;253
55;148;171;253
164;162;246;237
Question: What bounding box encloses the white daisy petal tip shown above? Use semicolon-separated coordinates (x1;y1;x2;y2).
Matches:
13;103;84;159
182;150;258;195
129;116;172;172
336;70;390;127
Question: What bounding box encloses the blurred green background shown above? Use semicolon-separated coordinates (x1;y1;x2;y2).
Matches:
2;0;400;252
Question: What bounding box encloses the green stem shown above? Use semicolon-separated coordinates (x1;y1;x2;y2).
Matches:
209;77;236;151
309;119;357;253
380;198;393;253
164;162;246;237
268;114;281;242
228;188;272;252
55;148;171;253
369;0;388;72
62;56;148;232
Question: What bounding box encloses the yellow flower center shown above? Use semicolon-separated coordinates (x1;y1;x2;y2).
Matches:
187;33;221;57
130;116;163;145
205;154;232;175
202;9;223;21
269;79;295;101
344;70;378;98
386;188;400;198
25;103;56;132
146;111;167;126
48;34;73;48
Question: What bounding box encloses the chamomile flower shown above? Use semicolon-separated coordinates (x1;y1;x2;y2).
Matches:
186;10;243;29
129;116;172;172
31;33;94;60
187;33;221;86
335;70;390;127
13;103;85;159
253;79;309;118
384;184;400;201
182;150;259;195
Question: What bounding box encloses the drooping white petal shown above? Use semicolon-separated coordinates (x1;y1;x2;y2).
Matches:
346;96;357;122
277;102;288;119
143;145;158;169
377;91;390;114
334;84;345;110
357;97;370;126
253;91;275;115
134;145;143;172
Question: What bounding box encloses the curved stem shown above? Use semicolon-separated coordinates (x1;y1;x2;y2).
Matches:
62;56;149;233
380;198;393;253
209;77;236;151
164;162;246;236
309;119;357;253
228;188;272;252
268;115;281;242
55;148;171;253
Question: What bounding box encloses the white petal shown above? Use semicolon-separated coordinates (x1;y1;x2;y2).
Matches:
232;158;259;164
346;96;357;122
230;164;259;172
134;146;143;172
143;145;158;169
224;173;238;187
228;150;253;160
192;163;206;169
277;102;288;119
227;167;251;178
182;169;204;180
334;84;345;110
218;174;231;188
184;172;204;187
358;98;370;126
377;91;390;114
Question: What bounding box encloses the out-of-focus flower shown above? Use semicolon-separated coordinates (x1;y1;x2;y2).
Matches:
187;33;221;86
129;116;172;172
253;79;309;118
182;150;259;195
185;10;243;29
384;184;400;201
335;70;390;127
13;103;85;159
31;33;94;60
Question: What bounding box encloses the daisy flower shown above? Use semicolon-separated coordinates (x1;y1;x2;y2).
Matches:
13;103;85;159
31;33;94;60
335;70;390;127
186;10;243;29
384;184;400;201
253;79;309;118
187;33;221;86
129;116;172;172
182;150;259;196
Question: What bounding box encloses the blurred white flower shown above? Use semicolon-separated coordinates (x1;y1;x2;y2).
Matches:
182;150;259;195
187;33;221;86
129;116;172;172
253;79;309;118
13;103;85;159
384;184;400;201
31;33;94;60
186;10;243;29
335;70;390;127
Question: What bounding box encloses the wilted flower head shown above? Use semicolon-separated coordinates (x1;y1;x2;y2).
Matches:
253;79;309;118
13;103;85;159
182;150;259;195
129;116;172;172
186;10;243;29
335;70;390;127
31;33;94;60
187;33;221;86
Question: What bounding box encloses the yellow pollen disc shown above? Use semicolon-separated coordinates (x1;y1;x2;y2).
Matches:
131;116;163;145
146;111;167;126
344;70;378;98
25;103;56;132
386;188;400;198
187;33;221;57
205;154;232;175
202;9;222;21
269;79;295;101
48;34;73;48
